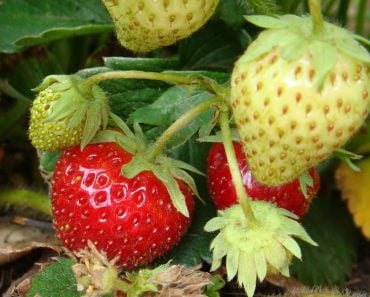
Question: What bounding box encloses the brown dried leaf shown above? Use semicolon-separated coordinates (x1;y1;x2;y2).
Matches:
146;265;212;297
3;253;59;297
0;222;60;265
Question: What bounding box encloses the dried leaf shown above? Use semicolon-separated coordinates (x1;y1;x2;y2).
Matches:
0;222;60;265
4;252;59;297
335;158;370;239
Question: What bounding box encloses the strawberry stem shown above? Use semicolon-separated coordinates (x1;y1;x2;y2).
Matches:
309;0;324;34
112;279;132;294
219;109;256;221
86;71;197;88
0;189;52;217
148;97;220;160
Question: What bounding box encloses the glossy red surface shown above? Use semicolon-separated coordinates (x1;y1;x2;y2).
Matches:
52;142;194;270
207;142;320;218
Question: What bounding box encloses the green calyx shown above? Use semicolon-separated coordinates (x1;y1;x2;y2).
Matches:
33;74;109;150
204;201;317;297
299;171;314;198
241;14;370;90
121;263;170;297
119;263;214;297
92;112;202;217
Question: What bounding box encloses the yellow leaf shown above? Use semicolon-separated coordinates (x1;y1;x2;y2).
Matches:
335;158;370;239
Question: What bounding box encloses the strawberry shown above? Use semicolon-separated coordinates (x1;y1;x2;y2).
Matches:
51;141;194;270
230;15;370;186
102;0;219;53
29;75;109;152
207;142;320;218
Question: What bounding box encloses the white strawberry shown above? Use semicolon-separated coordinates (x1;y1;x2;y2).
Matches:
230;14;370;186
102;0;219;53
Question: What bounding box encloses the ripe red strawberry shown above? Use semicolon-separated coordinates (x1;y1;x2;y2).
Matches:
51;142;194;270
207;142;320;218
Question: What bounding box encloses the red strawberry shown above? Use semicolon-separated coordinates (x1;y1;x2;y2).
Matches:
207;142;320;218
51;142;194;270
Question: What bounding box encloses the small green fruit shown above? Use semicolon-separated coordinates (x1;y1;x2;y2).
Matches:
29;88;82;151
29;75;109;152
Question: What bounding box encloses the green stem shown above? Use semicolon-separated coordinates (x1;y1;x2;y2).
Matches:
86;70;197;88
219;109;256;221
0;189;52;217
148;97;220;160
337;0;349;26
308;0;324;34
112;278;132;293
355;0;366;35
0;80;33;103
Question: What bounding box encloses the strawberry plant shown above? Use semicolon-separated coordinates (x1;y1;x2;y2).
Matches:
0;0;369;297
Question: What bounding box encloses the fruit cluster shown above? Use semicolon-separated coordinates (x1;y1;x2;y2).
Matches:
27;1;369;296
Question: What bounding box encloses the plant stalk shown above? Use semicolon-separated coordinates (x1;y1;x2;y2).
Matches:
86;71;197;88
0;80;32;103
0;189;52;217
113;279;131;294
355;0;366;35
219;109;256;221
308;0;324;34
148;97;220;160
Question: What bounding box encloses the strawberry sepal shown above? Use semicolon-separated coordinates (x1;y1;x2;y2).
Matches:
243;15;370;90
91;114;202;217
204;201;317;297
29;75;109;151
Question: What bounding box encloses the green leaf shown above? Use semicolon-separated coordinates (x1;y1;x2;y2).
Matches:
0;0;113;53
162;139;216;266
179;21;246;71
27;258;82;297
214;0;248;28
128;86;217;150
291;194;358;285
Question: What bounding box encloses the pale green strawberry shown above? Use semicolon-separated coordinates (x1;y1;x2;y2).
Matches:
102;0;219;53
29;75;109;152
230;15;370;186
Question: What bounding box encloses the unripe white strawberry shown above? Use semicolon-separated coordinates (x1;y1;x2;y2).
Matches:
102;0;219;53
230;15;370;186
